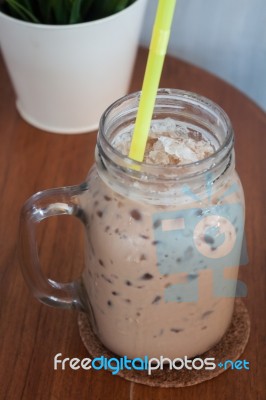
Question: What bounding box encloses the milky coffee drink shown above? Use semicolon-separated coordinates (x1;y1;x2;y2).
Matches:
80;98;245;360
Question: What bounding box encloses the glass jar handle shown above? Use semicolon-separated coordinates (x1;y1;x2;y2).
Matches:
19;184;88;311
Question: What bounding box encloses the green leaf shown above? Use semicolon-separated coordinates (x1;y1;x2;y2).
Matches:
1;0;136;24
80;0;95;20
4;0;40;22
36;0;52;24
50;0;70;24
113;0;132;13
90;0;134;19
23;0;33;13
69;0;82;24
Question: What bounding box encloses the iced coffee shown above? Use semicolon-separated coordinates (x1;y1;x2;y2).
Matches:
80;94;245;360
19;90;245;360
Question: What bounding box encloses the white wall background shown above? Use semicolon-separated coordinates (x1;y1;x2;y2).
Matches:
140;0;266;111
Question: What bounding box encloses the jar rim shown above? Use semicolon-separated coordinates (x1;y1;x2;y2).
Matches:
97;89;234;179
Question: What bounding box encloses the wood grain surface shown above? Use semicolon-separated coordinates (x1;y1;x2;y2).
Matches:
0;47;265;400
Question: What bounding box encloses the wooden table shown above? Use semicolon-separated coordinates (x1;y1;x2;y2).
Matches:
0;47;265;400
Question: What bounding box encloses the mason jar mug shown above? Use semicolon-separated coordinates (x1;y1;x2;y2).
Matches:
19;89;245;360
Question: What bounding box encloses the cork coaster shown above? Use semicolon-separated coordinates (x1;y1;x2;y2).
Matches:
78;299;250;388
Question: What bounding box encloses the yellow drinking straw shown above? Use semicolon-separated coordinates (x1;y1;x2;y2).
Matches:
129;0;177;162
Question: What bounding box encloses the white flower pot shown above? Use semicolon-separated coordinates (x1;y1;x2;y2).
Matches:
0;0;147;133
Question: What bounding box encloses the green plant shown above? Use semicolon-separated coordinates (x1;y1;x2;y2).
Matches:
0;0;136;24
